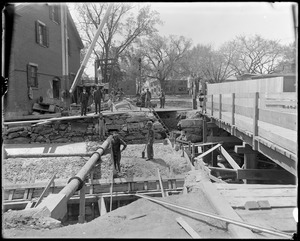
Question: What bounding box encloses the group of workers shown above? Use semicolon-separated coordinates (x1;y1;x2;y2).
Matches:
110;120;154;178
80;86;126;116
139;88;166;108
79;85;105;116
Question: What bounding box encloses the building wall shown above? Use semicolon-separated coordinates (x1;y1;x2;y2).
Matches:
5;4;82;118
165;79;188;95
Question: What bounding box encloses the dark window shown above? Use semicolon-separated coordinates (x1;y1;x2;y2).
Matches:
35;21;49;47
53;78;60;99
49;5;60;24
27;63;38;88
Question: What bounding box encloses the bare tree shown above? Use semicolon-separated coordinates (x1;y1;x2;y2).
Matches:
140;34;192;89
181;44;235;83
73;3;161;86
220;35;285;76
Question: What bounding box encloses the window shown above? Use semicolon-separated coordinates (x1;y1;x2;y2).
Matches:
27;63;38;88
35;21;49;47
49;5;60;24
53;78;60;99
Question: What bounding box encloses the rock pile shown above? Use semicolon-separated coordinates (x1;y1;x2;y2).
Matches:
3;112;166;144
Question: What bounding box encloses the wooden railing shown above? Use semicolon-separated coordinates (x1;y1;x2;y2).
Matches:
205;92;297;156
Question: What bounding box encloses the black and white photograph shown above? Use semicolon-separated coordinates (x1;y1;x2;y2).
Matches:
1;2;297;239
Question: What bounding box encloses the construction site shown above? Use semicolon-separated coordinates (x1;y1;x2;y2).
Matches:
2;3;297;239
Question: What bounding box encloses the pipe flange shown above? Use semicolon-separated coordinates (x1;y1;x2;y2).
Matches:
67;176;84;191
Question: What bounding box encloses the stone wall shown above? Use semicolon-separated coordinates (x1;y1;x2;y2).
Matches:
3;112;166;145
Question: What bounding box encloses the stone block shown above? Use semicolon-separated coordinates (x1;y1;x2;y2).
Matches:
6;126;24;134
257;200;271;209
244;201;260;210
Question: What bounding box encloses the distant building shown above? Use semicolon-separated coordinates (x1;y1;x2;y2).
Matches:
164;79;189;95
4;3;84;119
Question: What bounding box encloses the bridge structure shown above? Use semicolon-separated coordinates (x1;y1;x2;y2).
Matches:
202;76;297;178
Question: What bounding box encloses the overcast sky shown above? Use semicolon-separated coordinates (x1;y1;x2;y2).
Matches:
146;2;295;47
68;2;296;76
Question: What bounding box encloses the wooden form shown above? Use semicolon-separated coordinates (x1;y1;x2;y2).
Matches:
3;176;185;204
34;173;56;208
205;88;297;176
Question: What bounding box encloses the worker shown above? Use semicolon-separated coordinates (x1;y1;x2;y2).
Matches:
145;88;152;108
159;89;165;108
140;89;146;107
80;87;89;116
94;85;104;114
146;121;155;161
110;129;127;177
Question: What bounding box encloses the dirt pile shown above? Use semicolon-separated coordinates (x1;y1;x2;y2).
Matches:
3;191;232;238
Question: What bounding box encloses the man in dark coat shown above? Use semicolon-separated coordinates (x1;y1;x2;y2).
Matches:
146;121;155;161
94;85;104;114
159;89;165;108
80;88;89;116
110;129;127;177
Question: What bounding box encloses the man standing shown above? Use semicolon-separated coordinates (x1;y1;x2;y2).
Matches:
159;89;165;108
146;121;154;161
145;88;152;108
80;87;89;116
110;129;127;177
94;85;104;114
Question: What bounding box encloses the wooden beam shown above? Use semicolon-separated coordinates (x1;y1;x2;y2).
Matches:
34;173;56;208
176;217;201;238
219;146;241;170
207;136;242;143
157;169;166;197
234;143;256;154
78;184;86;223
252;92;259;150
236;169;296;181
98;196;107;216
194;143;222;161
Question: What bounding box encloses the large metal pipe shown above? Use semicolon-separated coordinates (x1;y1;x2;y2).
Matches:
59;137;111;200
135;193;293;238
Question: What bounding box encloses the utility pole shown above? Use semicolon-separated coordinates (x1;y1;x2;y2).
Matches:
138;57;142;95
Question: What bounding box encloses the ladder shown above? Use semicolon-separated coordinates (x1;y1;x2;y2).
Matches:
149;107;169;135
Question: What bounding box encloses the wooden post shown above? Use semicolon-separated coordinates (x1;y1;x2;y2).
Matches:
157;169;166;197
98;196;107;216
78;183;86;224
89;170;94;194
211;95;214;116
219;94;222;120
231;93;235;135
252;92;259;151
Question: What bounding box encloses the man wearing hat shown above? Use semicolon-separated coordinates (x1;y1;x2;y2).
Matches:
110;129;127;177
80;87;89;116
94;85;104;114
146;121;155;161
145;88;152;108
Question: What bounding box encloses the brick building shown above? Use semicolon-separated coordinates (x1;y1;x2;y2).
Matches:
4;3;83;119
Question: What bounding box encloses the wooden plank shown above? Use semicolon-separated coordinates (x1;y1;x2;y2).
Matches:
237;169;295;181
8;190;15;201
194;143;222;160
157;169;165;197
258;108;297;131
209;174;227;184
221;196;297;208
176;217;201;238
215;183;296;190
252;92;259;150
98;196;107;216
207;136;242;143
34;173;56;208
219;146;241;170
78;184;86;223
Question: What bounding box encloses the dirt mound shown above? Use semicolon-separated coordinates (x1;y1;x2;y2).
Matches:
3;192;231;238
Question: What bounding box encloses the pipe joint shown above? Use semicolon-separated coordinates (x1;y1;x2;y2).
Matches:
67;176;84;191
